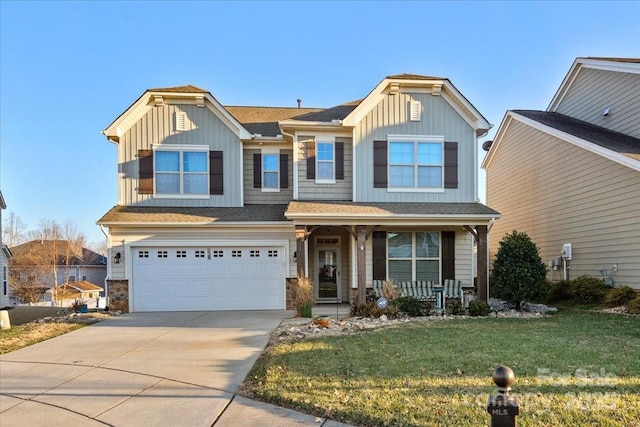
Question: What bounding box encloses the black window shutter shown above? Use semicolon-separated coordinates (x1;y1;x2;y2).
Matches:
210;151;224;195
306;140;316;179
335;141;344;180
441;231;455;280
138;149;153;194
444;142;458;189
372;231;387;280
373;140;387;188
253;153;262;188
280;152;288;189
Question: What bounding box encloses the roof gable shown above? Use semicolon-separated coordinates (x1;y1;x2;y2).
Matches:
341;75;491;136
548;57;640;112
103;86;251;142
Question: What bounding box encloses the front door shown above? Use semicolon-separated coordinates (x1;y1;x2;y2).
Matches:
315;238;341;302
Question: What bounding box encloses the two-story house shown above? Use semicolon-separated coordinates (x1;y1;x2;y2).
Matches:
1;191;12;308
98;74;499;312
482;58;640;288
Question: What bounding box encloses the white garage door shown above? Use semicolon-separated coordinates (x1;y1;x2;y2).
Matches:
132;246;285;311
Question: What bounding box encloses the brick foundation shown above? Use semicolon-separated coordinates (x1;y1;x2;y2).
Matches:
286;277;298;310
107;279;129;313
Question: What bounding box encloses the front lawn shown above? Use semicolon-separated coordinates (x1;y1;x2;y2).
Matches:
0;322;87;354
242;312;640;426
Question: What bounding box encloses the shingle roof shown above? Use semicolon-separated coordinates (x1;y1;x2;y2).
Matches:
286;201;500;217
386;73;446;80
513;110;640;161
60;281;103;292
225;106;323;136
583;57;640;64
147;85;207;93
10;241;106;266
97;205;290;224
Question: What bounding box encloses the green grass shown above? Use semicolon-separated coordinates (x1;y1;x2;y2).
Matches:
242;312;640;426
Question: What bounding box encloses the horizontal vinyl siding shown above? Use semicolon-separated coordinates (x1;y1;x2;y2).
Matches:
243;149;293;204
298;136;353;200
486;120;640;288
120;104;242;207
454;231;473;286
555;68;640;138
355;92;476;202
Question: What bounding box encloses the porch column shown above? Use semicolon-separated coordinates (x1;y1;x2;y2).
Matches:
356;226;367;304
476;225;488;302
295;225;307;278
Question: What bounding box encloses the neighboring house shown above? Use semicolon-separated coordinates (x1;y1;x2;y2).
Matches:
49;280;104;308
9;240;107;303
0;191;13;307
98;74;499;312
482;57;640;289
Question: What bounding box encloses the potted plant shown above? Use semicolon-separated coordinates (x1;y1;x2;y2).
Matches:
296;277;313;318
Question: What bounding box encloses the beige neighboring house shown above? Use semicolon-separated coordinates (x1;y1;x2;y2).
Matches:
482;57;640;289
98;74;499;313
1;191;13;307
50;281;104;307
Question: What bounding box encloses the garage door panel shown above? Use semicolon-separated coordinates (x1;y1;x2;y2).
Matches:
132;246;284;312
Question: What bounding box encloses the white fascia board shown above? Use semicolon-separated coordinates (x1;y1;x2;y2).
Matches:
481;111;512;169
441;81;492;133
285;213;498;223
493;111;640;172
548;58;640;111
341;78;390;127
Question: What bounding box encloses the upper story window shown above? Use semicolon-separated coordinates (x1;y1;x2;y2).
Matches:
316;141;335;181
155;147;208;195
389;139;443;188
262;153;279;190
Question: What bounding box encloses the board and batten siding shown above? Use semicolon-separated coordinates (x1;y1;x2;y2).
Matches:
119;104;242;207
243;149;294;204
297;136;353;200
555;67;640;139
486;119;640;289
355;92;476;202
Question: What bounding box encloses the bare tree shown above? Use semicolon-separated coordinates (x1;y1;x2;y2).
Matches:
2;210;28;247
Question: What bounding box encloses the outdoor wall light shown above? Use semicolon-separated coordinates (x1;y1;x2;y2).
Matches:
114;252;122;264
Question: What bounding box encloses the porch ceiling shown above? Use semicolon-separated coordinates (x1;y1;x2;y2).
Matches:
285;201;500;226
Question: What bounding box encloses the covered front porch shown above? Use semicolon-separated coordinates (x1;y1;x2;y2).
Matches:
285;201;499;305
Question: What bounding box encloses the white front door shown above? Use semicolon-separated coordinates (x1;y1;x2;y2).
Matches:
315;237;341;302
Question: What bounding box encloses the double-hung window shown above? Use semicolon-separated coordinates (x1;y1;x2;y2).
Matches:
389;136;444;189
262;152;279;190
387;232;440;282
155;146;208;195
316;140;335;182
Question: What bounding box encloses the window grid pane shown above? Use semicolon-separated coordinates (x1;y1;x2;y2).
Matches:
263;154;279;188
183;152;207;172
390;142;414;164
317;162;334;179
184;173;208;194
417;143;442;165
390;166;414;187
417;166;442;188
156;151;180;172
156;173;180;194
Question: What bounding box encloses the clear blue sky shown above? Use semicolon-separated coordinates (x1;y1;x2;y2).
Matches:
1;1;639;246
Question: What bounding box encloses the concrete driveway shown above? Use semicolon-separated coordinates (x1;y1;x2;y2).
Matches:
0;310;324;426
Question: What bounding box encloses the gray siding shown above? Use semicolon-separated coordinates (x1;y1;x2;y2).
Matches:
355;92;476;202
454;231;474;287
243;149;294;204
297;136;353;200
119;104;242;207
487;119;640;289
555;68;640;138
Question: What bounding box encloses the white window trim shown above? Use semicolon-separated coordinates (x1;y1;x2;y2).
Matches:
387;231;441;282
152;144;209;197
261;148;281;193
315;136;336;184
387;134;444;192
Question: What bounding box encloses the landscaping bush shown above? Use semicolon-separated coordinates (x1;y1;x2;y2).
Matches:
491;230;548;309
468;300;491;317
445;298;465;316
604;285;638;307
628;297;640;315
350;301;401;319
392;296;423;316
546;280;572;304
569;275;609;305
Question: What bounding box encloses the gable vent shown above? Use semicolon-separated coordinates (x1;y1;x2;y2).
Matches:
410;100;421;121
175;112;187;131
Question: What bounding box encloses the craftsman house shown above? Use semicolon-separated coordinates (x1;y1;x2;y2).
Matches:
1;191;12;308
482;58;640;288
98;74;499;312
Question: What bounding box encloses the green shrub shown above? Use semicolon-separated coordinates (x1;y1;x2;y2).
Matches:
468;300;491;317
546;280;572;304
392;296;423;317
628;298;640;315
604;286;638;307
445;298;465;316
569;275;608;305
491;230;548;309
